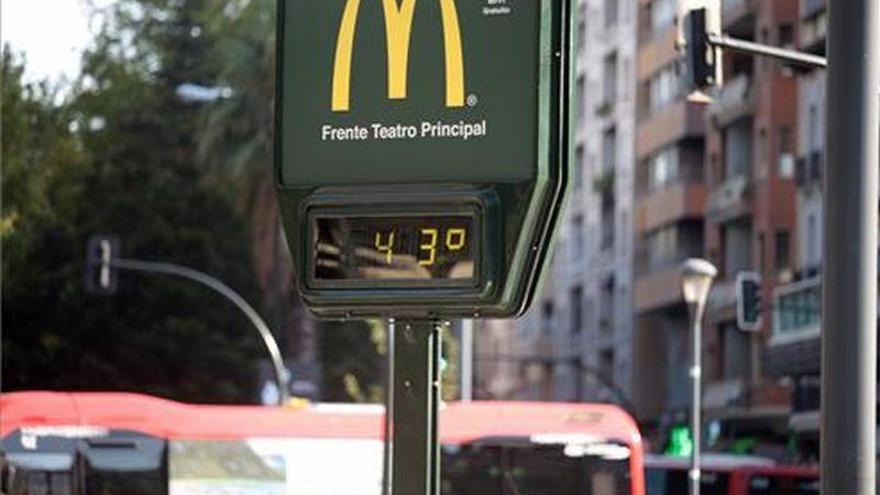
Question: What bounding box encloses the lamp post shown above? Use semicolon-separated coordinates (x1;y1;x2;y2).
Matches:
680;258;717;495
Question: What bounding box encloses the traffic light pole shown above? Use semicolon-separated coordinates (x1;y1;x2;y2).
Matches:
706;33;827;69
821;1;879;493
108;258;290;406
390;321;442;495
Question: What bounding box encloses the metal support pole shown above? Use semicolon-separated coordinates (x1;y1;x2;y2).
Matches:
688;302;705;495
460;319;473;401
382;319;395;495
111;258;289;405
821;1;879;493
391;321;442;495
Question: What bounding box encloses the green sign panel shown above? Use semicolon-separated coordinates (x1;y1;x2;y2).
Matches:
275;0;572;319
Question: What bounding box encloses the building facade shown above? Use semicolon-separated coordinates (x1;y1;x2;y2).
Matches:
700;0;800;451
631;0;709;430
763;0;827;461
473;0;638;408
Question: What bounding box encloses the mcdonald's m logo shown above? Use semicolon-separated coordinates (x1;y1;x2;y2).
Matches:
331;0;465;112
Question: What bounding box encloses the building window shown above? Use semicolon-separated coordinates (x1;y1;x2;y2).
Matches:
601;201;615;251
574;145;584;190
600;349;615;382
776;229;791;273
808;104;820;152
603;52;618;104
649;145;679;191
575;75;586;125
648;64;680;113
605;0;618;27
778;23;795;47
541;300;554;334
645;225;678;271
577;17;586;54
599;275;615;331
572;215;585;260
570;286;583;334
602;126;617;172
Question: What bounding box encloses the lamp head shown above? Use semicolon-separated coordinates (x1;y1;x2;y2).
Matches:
680;258;718;306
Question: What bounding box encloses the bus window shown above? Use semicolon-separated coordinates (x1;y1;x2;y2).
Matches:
441;444;503;495
443;442;631;495
645;468;729;495
81;435;166;495
748;474;820;495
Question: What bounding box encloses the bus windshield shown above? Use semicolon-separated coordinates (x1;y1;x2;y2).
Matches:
442;442;632;495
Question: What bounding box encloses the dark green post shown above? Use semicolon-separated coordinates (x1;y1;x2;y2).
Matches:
391;321;442;495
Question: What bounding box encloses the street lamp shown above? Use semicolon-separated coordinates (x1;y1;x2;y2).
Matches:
680;258;717;495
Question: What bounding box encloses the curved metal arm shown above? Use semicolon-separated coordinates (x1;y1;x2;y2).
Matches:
577;363;638;419
111;258;290;406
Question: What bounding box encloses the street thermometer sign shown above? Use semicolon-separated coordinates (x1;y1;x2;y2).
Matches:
276;0;572;319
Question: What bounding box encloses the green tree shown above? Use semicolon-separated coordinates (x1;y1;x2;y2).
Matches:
1;11;264;402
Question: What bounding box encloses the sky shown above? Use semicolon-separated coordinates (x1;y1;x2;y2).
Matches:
2;0;97;83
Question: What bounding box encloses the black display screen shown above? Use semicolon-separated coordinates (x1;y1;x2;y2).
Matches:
313;215;477;283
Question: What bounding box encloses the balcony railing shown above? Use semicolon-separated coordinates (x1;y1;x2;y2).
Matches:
772;276;822;343
708;74;754;125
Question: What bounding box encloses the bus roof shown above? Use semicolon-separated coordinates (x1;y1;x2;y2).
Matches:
1;391;642;447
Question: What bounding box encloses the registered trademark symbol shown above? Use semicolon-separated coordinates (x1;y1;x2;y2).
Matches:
466;94;479;107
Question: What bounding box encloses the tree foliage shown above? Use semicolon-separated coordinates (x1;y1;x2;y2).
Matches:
1;9;263;402
2;0;408;404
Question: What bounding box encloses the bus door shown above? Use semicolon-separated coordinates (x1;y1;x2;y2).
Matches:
2;429;77;495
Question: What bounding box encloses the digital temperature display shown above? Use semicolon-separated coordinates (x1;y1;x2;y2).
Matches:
313;215;477;283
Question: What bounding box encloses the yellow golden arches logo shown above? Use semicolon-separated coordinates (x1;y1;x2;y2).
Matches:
331;0;465;112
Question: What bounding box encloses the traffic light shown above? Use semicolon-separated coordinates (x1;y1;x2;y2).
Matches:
85;235;119;295
681;7;720;91
736;272;762;332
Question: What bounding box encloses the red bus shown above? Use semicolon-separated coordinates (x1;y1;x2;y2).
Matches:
644;454;819;495
1;391;645;494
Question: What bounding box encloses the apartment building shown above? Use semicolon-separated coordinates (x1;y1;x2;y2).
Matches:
631;0;709;428
699;0;800;447
763;0;826;460
474;0;637;406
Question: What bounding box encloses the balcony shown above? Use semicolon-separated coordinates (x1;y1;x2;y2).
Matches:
637;100;707;159
707;175;753;224
704;378;746;411
636;181;706;234
722;0;756;39
635;246;705;313
635;266;683;312
707;74;755;128
795;150;823;186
